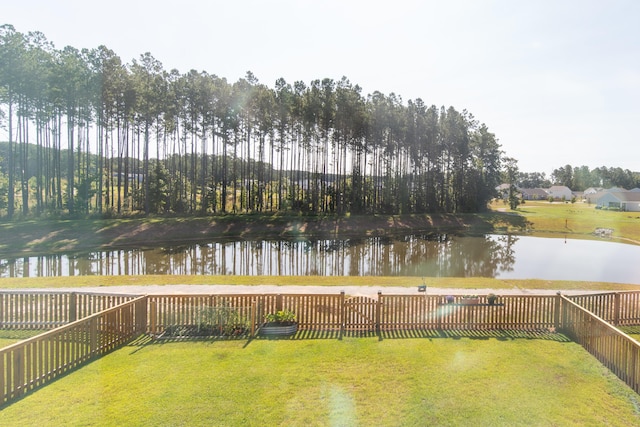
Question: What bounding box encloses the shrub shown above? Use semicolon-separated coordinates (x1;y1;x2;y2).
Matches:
265;309;296;324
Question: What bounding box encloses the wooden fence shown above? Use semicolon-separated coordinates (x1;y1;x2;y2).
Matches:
0;291;139;329
568;292;640;326
143;293;563;334
0;296;147;405
380;294;560;331
3;291;639;336
559;295;640;394
145;293;346;335
147;294;259;336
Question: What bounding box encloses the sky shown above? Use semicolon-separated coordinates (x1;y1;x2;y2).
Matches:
2;0;639;176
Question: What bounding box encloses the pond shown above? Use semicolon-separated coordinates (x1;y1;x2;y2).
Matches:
1;234;638;284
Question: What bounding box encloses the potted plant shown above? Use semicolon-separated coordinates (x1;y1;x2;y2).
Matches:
487;293;499;306
260;309;298;336
461;295;479;305
445;295;455;304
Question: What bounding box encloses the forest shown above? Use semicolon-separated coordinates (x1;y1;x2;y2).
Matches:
0;24;517;219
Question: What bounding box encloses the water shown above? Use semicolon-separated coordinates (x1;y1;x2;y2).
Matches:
1;234;638;284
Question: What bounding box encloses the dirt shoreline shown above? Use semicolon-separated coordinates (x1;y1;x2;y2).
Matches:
0;213;516;257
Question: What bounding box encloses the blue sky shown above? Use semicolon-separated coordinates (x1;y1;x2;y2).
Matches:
3;0;639;175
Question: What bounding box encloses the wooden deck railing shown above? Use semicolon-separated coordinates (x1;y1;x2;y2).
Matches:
0;296;147;405
559;295;640;394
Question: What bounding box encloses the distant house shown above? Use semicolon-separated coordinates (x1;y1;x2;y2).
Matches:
546;186;573;201
587;187;632;205
605;187;628;193
520;188;548;200
595;191;640;212
583;187;602;196
495;183;512;199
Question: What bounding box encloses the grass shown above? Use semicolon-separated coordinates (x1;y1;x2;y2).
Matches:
0;335;638;426
488;199;640;244
0;274;638;293
0;330;43;348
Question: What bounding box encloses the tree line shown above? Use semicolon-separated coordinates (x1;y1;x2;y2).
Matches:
515;166;640;192
0;24;505;219
549;165;640;191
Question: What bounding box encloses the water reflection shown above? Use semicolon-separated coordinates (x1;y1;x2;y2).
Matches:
0;234;513;278
1;234;638;284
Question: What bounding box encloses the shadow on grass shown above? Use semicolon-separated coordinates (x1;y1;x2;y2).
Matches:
475;211;533;233
127;327;570;352
418;328;571;342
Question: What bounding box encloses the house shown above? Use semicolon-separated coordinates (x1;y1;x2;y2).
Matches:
520;188;549;200
583;187;602;196
595;191;640;212
605;187;628;193
587;187;632;205
495;183;514;199
546;186;573;201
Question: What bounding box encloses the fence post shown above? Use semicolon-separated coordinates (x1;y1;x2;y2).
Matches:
376;292;382;336
137;297;148;334
554;292;562;331
69;292;77;323
13;347;24;398
614;293;621;326
250;299;257;337
339;291;345;339
149;298;157;336
90;317;98;357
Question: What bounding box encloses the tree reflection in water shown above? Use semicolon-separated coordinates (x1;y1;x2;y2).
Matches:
0;234;519;278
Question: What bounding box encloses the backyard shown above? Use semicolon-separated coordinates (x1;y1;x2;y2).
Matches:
0;335;639;426
0;201;639;425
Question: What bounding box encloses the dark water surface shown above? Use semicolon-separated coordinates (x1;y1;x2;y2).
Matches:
1;234;638;284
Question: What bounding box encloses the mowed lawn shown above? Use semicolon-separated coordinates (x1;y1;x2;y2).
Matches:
0;330;43;348
1;335;639;426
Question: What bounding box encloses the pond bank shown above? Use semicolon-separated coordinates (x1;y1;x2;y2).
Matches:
0;212;523;257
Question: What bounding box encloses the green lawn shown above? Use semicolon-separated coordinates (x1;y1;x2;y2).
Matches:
1;335;638;426
0;274;638;293
0;330;44;348
488;199;640;244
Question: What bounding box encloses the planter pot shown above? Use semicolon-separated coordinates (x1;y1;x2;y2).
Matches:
460;298;479;305
260;322;298;336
